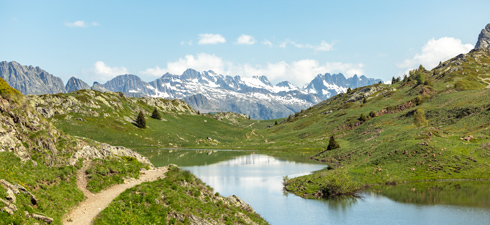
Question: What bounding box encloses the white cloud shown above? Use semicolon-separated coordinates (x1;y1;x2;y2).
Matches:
64;20;99;28
236;34;256;45
140;53;225;77
93;61;128;81
180;40;193;45
198;33;226;45
140;53;364;86
398;37;473;71
263;40;273;47
279;39;334;51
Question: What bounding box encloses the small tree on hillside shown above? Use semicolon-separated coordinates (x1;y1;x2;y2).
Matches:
346;87;352;94
359;113;367;122
136;111;146;128
327;135;340;150
151;108;162;120
414;109;428;127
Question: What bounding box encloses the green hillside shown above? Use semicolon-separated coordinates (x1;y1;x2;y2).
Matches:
274;48;490;198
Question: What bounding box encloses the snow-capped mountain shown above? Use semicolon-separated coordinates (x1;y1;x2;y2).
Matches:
305;73;383;99
145;69;321;119
90;69;381;119
0;61;383;119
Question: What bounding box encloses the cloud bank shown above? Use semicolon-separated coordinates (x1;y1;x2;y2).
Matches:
398;37;473;71
236;34;256;45
198;33;226;45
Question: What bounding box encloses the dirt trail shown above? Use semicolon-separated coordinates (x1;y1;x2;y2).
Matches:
63;163;168;225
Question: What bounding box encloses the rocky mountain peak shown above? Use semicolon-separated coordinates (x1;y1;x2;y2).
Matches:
66;77;90;93
475;23;490;49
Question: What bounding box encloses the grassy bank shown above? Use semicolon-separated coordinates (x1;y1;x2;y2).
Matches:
94;165;268;225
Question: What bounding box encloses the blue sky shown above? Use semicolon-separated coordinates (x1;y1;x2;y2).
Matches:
1;0;489;86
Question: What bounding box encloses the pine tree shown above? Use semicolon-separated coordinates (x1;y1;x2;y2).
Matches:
151;108;161;120
392;77;396;84
274;120;278;125
327;135;340;150
346;87;352;93
136;111;146;128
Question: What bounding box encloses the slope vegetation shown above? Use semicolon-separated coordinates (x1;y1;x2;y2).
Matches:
261;49;490;198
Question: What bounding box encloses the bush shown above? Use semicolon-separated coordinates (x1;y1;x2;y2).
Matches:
414;109;429;127
359;113;368;122
369;111;376;118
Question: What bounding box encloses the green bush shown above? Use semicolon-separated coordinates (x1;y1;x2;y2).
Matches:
414;109;429;127
135;111;146;128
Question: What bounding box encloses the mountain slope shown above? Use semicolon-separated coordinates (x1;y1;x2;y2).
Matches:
0;61;66;95
250;47;490;198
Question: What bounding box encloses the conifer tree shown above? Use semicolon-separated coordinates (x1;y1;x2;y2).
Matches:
136;111;146;128
151;108;162;120
327;135;340;150
346;87;352;93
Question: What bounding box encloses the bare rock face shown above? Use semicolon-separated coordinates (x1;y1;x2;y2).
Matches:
475;23;490;49
65;77;90;93
0;61;66;95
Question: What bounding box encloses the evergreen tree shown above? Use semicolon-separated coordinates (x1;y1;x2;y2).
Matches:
392;77;396;84
363;98;367;104
416;73;425;85
414;109;428;127
346;87;352;93
274;120;278;125
151;108;162;120
136;111;146;128
327;135;340;150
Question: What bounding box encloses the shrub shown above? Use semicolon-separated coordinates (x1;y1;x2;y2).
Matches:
136;111;146;128
151;108;162;120
359;113;368;122
369;111;376;118
414;109;428;127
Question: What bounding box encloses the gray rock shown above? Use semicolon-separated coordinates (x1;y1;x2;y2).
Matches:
91;82;110;92
65;77;90;93
0;61;66;95
32;213;54;224
475;23;490;49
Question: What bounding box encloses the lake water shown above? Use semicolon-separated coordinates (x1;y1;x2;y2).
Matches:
140;149;490;225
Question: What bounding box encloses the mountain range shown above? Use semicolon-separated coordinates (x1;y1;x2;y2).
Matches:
0;61;382;119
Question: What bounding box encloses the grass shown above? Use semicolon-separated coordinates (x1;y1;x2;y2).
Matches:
94;166;268;225
0;152;84;225
86;157;148;193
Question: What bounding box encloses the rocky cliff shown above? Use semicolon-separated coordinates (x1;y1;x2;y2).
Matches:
0;61;66;95
65;76;91;93
475;23;490;49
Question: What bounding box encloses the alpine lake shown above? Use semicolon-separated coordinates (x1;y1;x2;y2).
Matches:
138;148;490;225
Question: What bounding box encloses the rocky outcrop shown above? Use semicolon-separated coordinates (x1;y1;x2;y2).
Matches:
475;23;490;49
91;82;109;92
346;85;396;102
0;61;66;95
65;77;90;93
70;140;154;168
0;179;38;215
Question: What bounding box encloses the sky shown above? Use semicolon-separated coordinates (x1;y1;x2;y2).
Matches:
1;0;489;87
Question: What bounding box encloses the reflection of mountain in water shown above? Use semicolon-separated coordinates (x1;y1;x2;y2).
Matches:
213;154;291;166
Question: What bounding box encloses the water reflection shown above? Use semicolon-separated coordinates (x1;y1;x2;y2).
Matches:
368;181;490;208
141;150;490;225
